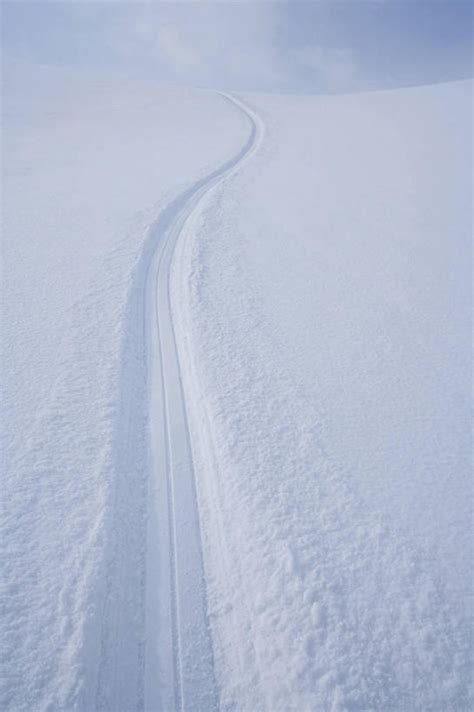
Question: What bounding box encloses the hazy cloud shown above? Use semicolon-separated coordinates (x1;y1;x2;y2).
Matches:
2;1;472;93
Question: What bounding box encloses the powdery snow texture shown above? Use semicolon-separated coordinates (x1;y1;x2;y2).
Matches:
1;63;248;712
2;58;472;711
171;81;472;711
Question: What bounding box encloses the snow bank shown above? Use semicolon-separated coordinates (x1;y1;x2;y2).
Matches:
1;62;248;711
171;81;472;711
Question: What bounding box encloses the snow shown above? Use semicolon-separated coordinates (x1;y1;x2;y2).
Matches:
143;93;261;712
171;81;472;711
1;61;248;711
1;56;472;712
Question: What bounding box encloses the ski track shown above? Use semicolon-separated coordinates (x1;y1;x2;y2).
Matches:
143;93;264;712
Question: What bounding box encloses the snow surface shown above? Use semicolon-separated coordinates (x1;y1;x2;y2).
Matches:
1;62;248;711
171;81;473;711
143;93;261;712
1;56;472;712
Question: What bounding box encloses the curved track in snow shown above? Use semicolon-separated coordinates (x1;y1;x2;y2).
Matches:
144;93;263;712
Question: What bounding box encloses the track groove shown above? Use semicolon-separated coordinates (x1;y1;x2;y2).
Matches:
144;93;263;712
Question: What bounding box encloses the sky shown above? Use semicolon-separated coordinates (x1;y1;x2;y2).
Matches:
1;1;473;93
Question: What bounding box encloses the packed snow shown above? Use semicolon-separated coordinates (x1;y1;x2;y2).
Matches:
1;57;472;712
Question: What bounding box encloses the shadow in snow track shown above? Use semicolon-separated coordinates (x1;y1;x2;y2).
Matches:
145;93;264;712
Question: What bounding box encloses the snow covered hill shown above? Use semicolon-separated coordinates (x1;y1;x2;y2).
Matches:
2;60;472;711
171;80;472;711
1;63;249;711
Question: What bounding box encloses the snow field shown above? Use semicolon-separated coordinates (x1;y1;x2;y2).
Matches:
1;63;249;711
2;57;471;710
170;81;472;711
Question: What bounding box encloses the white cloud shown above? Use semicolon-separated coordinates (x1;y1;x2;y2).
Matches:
104;2;286;90
100;2;360;92
290;46;359;91
156;25;201;69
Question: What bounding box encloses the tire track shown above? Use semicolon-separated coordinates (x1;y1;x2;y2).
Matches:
145;93;264;711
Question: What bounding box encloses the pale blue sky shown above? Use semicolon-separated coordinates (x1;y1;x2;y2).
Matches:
2;1;472;93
